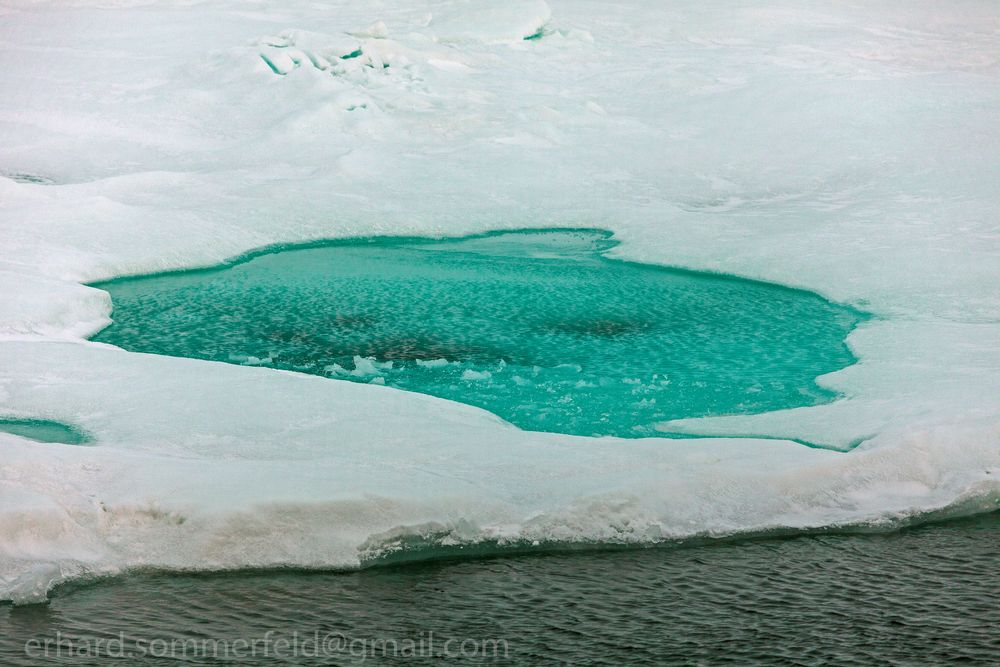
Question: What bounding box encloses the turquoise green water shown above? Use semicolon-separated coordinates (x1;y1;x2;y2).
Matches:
90;229;864;438
0;419;89;445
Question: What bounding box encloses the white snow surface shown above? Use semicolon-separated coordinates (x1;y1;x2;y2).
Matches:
1;0;999;602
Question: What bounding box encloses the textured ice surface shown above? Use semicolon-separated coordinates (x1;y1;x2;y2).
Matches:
0;0;999;601
90;230;863;438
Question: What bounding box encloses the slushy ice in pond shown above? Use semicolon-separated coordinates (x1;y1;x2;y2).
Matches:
90;230;864;437
0;419;90;445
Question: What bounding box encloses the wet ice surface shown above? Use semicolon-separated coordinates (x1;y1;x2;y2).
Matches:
91;230;863;438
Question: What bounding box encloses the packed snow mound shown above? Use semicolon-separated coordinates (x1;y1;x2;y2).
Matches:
427;0;552;44
257;29;365;76
253;25;476;114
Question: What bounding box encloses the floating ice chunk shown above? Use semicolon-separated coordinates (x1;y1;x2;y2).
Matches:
351;356;381;376
349;355;392;376
461;369;492;381
555;363;582;373
227;353;271;366
416;358;452;369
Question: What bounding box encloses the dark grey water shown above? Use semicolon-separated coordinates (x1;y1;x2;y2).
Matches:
2;513;998;666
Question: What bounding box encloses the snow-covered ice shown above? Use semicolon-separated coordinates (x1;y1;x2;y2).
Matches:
1;0;999;602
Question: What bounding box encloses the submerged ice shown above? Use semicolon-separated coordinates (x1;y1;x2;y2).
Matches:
91;230;863;438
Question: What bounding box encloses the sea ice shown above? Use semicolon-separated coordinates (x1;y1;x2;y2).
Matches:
0;0;998;601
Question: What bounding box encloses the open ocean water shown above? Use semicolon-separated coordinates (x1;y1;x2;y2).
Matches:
2;512;998;665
